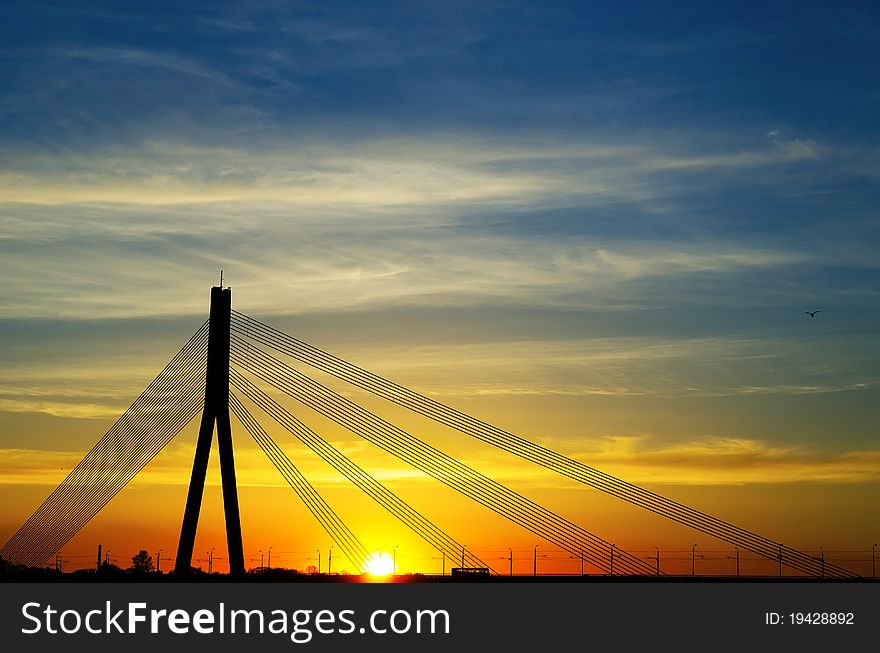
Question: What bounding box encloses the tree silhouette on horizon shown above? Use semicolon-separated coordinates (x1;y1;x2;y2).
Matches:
130;550;155;574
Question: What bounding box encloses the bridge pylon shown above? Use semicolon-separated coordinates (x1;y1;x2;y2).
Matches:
174;286;245;576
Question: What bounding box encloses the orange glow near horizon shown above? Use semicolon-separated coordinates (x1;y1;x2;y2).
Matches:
2;316;879;579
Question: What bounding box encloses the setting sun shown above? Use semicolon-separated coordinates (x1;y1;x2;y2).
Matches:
363;552;395;576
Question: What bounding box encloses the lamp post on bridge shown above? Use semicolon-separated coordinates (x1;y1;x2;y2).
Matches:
725;547;740;579
569;549;585;576
498;549;512;575
533;545;539;577
654;546;660;576
156;549;162;574
328;546;333;574
267;546;273;569
873;544;877;580
316;549;321;574
691;544;702;578
778;544;783;578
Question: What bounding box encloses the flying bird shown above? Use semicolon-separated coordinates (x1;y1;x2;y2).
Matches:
802;310;822;318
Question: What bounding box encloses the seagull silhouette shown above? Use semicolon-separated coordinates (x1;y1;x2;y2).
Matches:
802;310;822;318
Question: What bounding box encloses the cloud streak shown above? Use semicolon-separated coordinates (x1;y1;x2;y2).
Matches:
5;435;880;489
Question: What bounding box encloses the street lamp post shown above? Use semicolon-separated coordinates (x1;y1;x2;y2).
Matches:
691;544;702;578
533;545;539;577
268;546;273;569
654;546;660;576
156;549;162;574
328;546;333;574
778;545;783;578
873;544;877;580
260;550;264;568
316;549;321;574
579;548;585;576
507;548;513;576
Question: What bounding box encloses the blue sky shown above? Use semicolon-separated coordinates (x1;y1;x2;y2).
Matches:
1;0;879;500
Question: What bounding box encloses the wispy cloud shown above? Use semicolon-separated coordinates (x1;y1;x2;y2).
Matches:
652;136;820;170
5;435;880;489
565;435;880;485
60;46;231;82
0;134;828;206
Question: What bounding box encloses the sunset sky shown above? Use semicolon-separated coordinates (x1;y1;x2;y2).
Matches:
1;1;879;576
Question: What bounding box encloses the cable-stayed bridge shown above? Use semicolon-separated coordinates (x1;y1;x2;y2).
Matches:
0;287;862;580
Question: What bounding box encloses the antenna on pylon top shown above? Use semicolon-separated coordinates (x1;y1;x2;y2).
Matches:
219;269;223;288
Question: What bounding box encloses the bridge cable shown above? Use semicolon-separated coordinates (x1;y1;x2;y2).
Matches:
229;393;369;570
229;369;495;572
1;322;209;568
230;338;653;576
230;313;856;579
1;325;209;564
1;332;207;567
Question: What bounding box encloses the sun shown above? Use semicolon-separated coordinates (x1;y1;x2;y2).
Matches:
362;552;395;576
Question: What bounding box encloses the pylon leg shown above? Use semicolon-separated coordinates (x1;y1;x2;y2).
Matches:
217;409;245;575
174;408;215;574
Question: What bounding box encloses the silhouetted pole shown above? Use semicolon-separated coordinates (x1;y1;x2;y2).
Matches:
156;549;162;574
508;547;513;576
533;545;538;577
316;549;321;573
778;545;783;578
96;544;102;572
328;546;333;574
268;545;273;569
654;546;660;576
174;286;245;576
